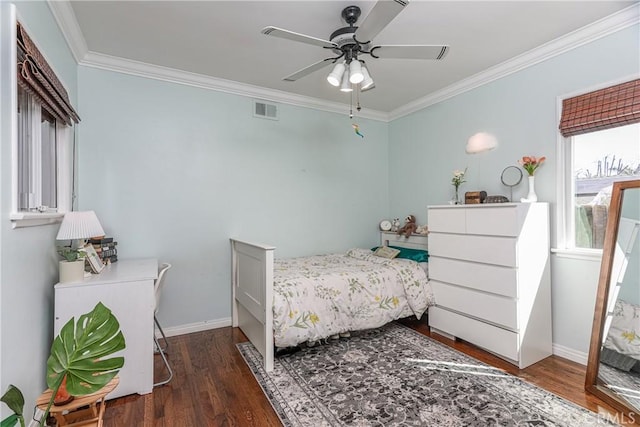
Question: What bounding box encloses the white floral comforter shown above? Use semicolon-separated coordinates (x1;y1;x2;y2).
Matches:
272;248;434;348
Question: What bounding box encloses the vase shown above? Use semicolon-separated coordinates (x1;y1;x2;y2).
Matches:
521;176;538;203
59;260;85;283
451;186;462;205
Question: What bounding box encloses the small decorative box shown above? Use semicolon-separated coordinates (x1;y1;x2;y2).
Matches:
465;191;487;204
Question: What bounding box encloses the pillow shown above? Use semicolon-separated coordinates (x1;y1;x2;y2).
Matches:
603;299;640;361
371;246;429;263
373;246;401;259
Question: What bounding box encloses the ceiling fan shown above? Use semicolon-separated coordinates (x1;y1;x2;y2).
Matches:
261;0;449;94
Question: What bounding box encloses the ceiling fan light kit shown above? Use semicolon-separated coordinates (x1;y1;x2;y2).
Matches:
262;0;449;116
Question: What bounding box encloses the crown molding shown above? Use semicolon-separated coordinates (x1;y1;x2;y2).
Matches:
388;3;640;121
49;1;637;124
47;0;87;63
79;51;389;122
47;1;386;121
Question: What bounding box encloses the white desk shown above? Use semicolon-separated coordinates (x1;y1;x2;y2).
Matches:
54;258;158;399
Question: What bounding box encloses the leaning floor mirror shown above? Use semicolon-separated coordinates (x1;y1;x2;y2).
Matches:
586;179;640;422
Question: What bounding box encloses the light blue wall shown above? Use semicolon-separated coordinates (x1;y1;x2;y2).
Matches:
388;24;640;354
76;67;389;329
1;7;637;418
0;1;78;418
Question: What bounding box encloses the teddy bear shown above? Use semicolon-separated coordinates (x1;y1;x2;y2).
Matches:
397;215;418;238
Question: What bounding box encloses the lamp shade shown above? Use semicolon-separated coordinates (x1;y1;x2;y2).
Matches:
349;60;364;84
327;62;346;87
360;65;374;90
56;211;105;240
340;71;353;92
466;132;498;154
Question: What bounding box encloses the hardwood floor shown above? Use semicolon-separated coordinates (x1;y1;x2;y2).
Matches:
102;319;632;426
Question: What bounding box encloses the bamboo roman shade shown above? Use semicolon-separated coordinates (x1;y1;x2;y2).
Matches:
559;79;640;137
16;22;80;125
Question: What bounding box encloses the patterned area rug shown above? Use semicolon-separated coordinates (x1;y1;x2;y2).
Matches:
238;323;617;426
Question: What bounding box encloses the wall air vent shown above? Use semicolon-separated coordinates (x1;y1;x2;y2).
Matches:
253;101;278;120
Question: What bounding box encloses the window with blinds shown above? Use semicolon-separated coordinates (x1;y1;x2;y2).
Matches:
559;79;640;250
14;21;78;215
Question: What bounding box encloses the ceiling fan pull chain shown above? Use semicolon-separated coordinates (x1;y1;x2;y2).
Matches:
349;89;354;119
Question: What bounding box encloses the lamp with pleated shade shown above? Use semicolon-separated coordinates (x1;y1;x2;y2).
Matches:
56;211;105;246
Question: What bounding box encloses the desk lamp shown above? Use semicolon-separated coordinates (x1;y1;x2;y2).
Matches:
56;211;105;249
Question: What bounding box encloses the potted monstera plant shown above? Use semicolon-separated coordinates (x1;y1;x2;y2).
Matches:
1;302;125;427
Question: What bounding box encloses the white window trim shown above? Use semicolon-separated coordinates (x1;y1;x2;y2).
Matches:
7;9;72;229
10;121;72;228
553;75;638;257
554;131;604;260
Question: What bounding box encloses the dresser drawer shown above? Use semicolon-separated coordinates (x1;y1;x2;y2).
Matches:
429;258;517;298
429;307;519;361
428;233;517;267
465;207;519;237
431;281;517;329
428;208;465;233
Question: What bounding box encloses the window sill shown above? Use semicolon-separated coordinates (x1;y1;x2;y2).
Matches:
10;212;63;228
551;247;603;262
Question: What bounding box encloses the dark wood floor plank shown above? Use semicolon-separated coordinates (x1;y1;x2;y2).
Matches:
102;318;634;426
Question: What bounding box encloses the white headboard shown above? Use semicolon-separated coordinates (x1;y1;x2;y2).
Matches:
380;231;429;251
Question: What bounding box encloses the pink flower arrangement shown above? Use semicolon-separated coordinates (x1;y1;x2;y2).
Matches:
518;156;546;176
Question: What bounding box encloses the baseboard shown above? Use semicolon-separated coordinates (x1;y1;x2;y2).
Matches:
156;317;232;338
552;343;588;366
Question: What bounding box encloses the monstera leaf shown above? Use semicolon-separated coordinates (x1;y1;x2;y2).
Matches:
40;302;125;425
47;302;125;396
0;385;24;427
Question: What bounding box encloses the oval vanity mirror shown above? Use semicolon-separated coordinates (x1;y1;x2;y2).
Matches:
586;179;640;423
501;166;523;202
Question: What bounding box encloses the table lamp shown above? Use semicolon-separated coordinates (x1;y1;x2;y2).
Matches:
56;210;105;248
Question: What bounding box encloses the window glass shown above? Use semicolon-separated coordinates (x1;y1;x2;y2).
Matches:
41;109;57;208
16;87;59;212
572;124;640;249
17;87;32;210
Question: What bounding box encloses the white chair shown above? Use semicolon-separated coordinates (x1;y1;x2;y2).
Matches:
154;263;173;387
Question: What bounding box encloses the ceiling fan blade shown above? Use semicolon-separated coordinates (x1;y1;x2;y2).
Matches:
261;26;337;49
370;45;449;60
283;58;336;82
354;0;409;44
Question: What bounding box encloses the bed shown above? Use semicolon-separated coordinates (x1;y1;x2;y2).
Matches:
230;234;433;372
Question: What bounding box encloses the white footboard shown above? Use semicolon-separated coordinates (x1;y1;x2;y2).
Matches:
230;238;275;372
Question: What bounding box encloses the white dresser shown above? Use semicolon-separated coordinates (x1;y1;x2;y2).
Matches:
427;203;552;368
54;259;158;399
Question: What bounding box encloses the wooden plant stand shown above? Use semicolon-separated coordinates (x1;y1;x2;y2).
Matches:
36;377;119;427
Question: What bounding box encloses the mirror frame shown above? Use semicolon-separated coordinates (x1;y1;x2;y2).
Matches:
586;179;640;421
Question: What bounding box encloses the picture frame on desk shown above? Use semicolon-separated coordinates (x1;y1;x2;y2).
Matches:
83;244;104;274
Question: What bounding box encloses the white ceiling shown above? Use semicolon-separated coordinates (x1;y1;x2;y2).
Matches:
66;1;637;116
